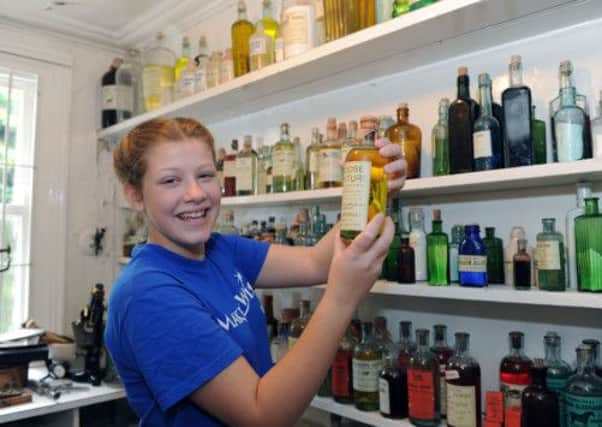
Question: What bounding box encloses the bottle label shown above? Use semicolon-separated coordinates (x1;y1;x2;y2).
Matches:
408;369;436;420
272;149;296;177
219;60;234;84
447;383;477;427
445;369;460;380
459;255;487;273
500;381;528;409
556;122;584;162
177;72;196;97
332;351;351;397
308;150;319;173
318;148;342;184
235;157;254;191
223;159;237;178
536;240;561;270
275;38;284;63
250;38;268;56
102;84;133;112
352;358;382;392
282;6;313;58
473;130;493;159
341;161;371;232
379;378;391;414
194;67;208;92
564;394;602;426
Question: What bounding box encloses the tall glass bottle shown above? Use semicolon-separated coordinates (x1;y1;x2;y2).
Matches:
101;58;124;128
256;137;271;194
231;0;254;77
593;90;602;158
353;322;382;411
272;123;296;192
379;350;408;419
483;227;505;284
223;140;238;197
374;316;394;356
341;120;360;163
115;50;143;120
500;331;533;413
236;135;258;196
386;103;422;179
536;218;566;291
449;225;463;283
340;129;388;241
514;238;532;290
281;0;316;59
408;329;440;427
521;359;560;427
288;299;311;348
398;321;417;370
449;67;480;174
432;98;450;176
459;224;487;287
532;106;547;164
426;209;449;286
142;33;175;112
393;0;409;17
445;332;481;427
554;79;586;162
399;237;416;284
582;339;602;378
358;0;376;29
293;136;305;191
566;183;592;289
324;0;354;42
249;21;274;72
305;128;321;190
219;49;235;84
318;117;343;188
174;36;191;83
206;51;222;89
544;332;572;427
575;197;602;292
409;208;427;281
473;73;503;170
375;0;393;24
383;198;402;282
260;0;280;41
270;321;290;363
432;324;453;419
505;226;526;287
564;344;602;425
216;147;225;195
502;55;534;167
194;35;209;66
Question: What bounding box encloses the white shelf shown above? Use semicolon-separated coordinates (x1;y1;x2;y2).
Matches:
96;0;602;142
221;159;602;207
310;396;412;427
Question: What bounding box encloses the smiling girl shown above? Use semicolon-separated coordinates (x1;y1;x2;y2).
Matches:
105;117;406;427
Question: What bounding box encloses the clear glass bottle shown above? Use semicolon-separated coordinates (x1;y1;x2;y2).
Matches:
194;55;209;93
206;51;222;89
483;227;505;284
449;67;480;174
231;0;254;77
272;123;296;192
393;0;409;17
236;135;258;196
564;344;602;425
383;197;402;282
288;299;311;348
375;0;393;23
216;147;226;194
217;210;239;235
427;209;449;286
223;139;238;197
575;197;602;292
115;50;143;119
446;332;481;427
514;238;532;290
176;60;196;100
521;359;560;427
409;207;427;281
174;36;191;83
318;117;343;188
341;120;360;163
408;329;441;426
142;33;175;112
399;237;416;284
505;226;526;287
432;324;453;419
459;224;488;287
261;0;280;41
256;137;270;194
353;322;383;411
340;129;388;241
270;321;290;363
473;73;503;170
432;97;450;176
379;351;408;419
593;90;602;158
194;35;209;65
358;0;376;29
536;218;566;291
250;21;274;72
219;48;235;84
500;331;533;413
281;0;316;59
544;332;572;427
305;127;321;190
374;316;394;356
386;103;422;179
554;79;585;162
449;224;463;283
293;136;305;190
532;105;548;164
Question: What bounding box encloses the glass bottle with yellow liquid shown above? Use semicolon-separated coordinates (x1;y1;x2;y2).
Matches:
250;21;274;71
324;0;357;41
142;33;176;112
231;0;255;77
318;117;343;188
386;102;422;179
272;123;296;192
341;128;389;241
305;127;321;190
174;36;191;83
358;0;376;30
260;0;280;41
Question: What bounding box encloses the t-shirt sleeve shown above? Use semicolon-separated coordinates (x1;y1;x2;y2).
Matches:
222;235;269;285
124;279;243;412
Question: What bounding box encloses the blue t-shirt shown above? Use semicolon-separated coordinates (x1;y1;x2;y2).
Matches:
105;233;271;427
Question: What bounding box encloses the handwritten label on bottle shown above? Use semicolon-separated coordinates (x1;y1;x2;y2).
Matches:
318;148;342;184
447;383;477;427
341;161;371;232
235;157;253;191
308;151;319;173
473;130;493;159
459;255;487;273
352;359;381;392
556;122;584;162
272;150;295;177
408;369;436;420
536;240;561;270
282;7;311;58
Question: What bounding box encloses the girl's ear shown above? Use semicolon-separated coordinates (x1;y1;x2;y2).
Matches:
123;184;144;212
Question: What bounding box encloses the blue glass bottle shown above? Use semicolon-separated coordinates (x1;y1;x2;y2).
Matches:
458;225;488;287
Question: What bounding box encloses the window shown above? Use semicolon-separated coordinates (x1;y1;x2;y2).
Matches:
0;68;37;333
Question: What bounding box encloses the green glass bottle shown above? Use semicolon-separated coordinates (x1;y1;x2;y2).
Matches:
532;105;547;164
537;218;566;291
272;123;296;193
564;344;602;424
409;0;438;12
544;332;572;427
427;209;449;286
575;198;602;292
392;0;409;17
432;98;450;176
383;197;402;282
353;322;383;411
483;227;505;284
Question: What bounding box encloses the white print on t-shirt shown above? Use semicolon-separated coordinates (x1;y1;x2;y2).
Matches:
216;271;255;331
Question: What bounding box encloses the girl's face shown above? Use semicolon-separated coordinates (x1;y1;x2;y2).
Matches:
130;138;221;259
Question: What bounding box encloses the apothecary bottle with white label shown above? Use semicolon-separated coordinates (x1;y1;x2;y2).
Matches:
318;117;343;188
272;123;296;192
564;344;602;426
445;332;481;427
281;0;316;59
459;224;487;287
236;135;258;196
352;322;382;411
250;21;274;72
536;218;566;291
473;73;503;171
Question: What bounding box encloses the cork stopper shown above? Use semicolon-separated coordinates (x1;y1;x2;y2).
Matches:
458;66;468;76
398;102;408;110
231;139;239;151
511;54;522;65
432;209;442;221
112;58;124;68
326;117;337;130
349;120;358;133
359;115;378;130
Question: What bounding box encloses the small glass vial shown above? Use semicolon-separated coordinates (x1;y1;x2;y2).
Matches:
379;351;408;419
514;238;532;290
408;329;441;426
459;224;488;287
399;237;416;284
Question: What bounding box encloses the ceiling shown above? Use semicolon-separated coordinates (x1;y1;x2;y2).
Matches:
0;0;226;48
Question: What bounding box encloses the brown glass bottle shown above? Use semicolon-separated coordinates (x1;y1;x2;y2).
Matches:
379;352;408;419
446;332;481;427
223;139;238;197
513;238;531;290
432;324;453;419
332;325;356;403
386;103;422;179
408;328;441;426
500;331;533;412
399;237;416;284
449;67;480;174
521;359;559;427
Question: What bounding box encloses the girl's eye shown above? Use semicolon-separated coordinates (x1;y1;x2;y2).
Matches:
198;173;215;180
160;177;178;185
